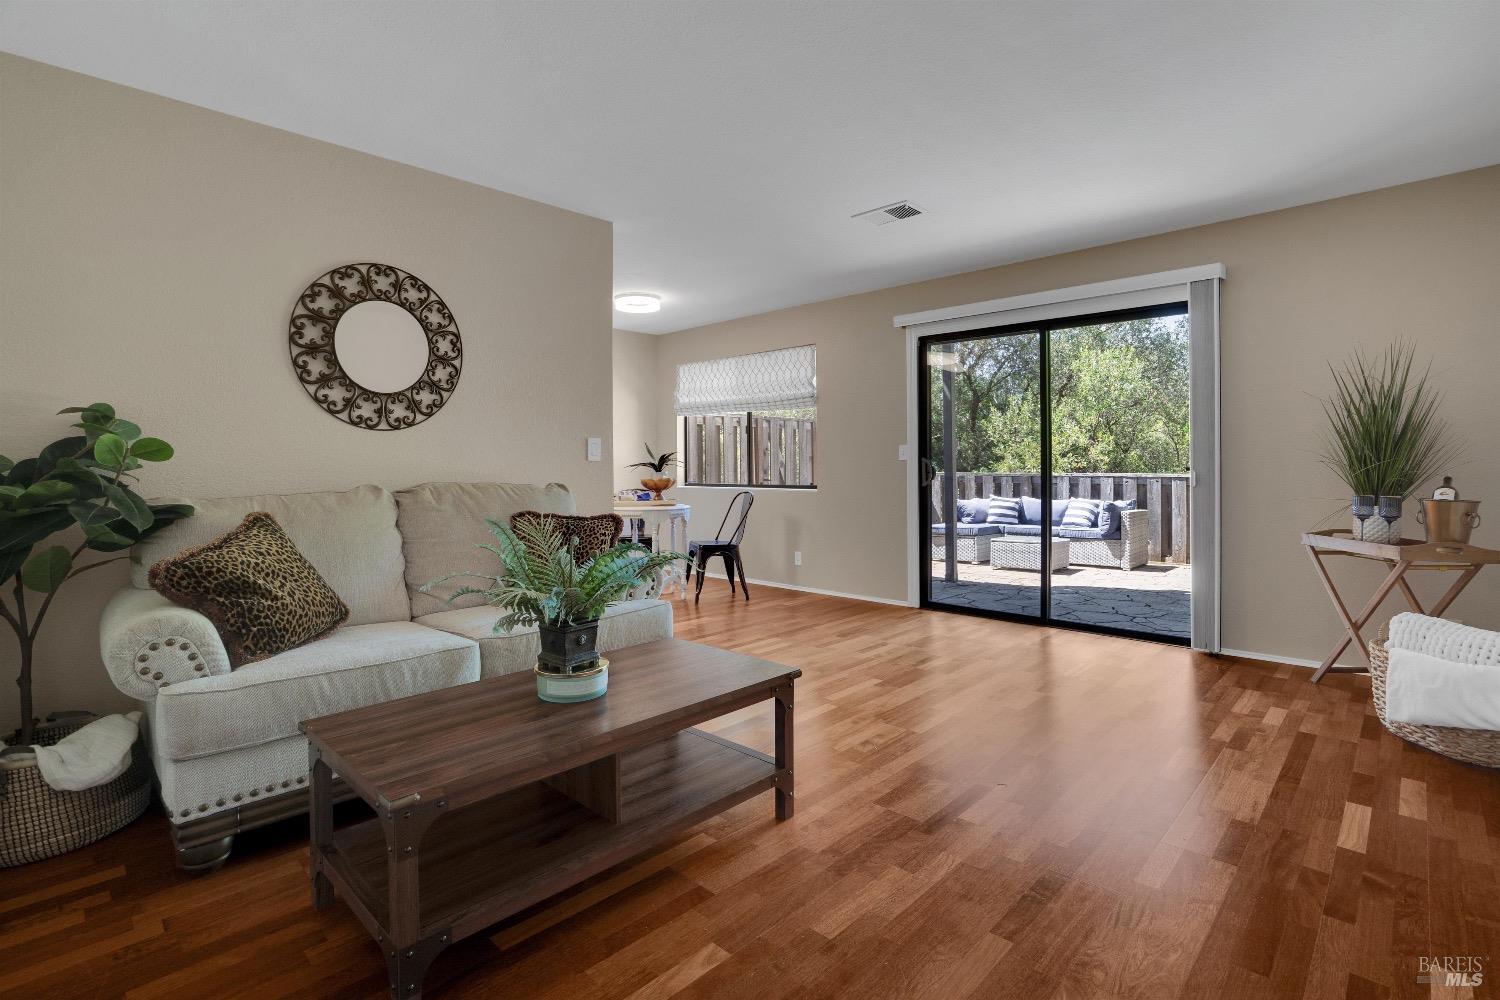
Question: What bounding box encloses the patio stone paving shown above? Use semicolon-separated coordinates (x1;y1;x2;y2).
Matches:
929;560;1191;639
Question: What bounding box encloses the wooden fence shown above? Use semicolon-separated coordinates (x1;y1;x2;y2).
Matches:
932;472;1191;564
683;414;814;487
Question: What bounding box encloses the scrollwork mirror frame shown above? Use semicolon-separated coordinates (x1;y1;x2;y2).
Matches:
288;263;463;430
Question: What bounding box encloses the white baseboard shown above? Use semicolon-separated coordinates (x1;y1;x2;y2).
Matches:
693;572;911;607
1219;647;1321;670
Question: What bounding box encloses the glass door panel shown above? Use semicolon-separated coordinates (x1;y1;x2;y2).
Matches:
921;330;1043;619
1047;310;1191;640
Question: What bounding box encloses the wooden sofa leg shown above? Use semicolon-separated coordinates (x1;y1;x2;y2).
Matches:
172;813;235;875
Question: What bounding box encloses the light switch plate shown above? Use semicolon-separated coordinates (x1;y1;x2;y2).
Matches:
586;437;602;461
898;444;909;461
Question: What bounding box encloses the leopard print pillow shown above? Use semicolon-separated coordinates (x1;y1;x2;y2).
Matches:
149;512;350;668
509;511;624;561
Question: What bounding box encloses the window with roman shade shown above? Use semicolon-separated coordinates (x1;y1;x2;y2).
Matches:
675;345;816;487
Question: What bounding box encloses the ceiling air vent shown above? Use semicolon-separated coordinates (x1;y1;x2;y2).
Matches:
852;200;925;226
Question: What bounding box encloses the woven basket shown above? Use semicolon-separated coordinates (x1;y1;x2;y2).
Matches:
0;715;152;867
1369;635;1500;768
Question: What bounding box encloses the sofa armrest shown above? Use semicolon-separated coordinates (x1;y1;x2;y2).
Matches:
99;588;231;700
1119;508;1148;540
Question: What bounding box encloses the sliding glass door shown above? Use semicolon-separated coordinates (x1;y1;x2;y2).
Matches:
922;330;1044;619
919;304;1192;644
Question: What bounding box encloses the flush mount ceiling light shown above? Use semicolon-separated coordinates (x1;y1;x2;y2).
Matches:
614;292;661;314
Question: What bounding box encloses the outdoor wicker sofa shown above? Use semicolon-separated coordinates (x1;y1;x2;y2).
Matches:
932;495;1148;571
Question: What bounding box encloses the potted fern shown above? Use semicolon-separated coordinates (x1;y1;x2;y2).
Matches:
1319;342;1461;543
424;517;682;703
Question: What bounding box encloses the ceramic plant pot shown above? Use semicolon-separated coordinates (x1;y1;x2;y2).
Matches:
534;658;609;704
1351;495;1402;543
535;620;607;703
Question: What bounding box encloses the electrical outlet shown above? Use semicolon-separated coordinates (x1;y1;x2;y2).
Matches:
898;444;909;461
793;551;802;566
586;437;602;462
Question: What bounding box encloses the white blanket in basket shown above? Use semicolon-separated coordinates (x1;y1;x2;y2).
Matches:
1385;613;1500;730
0;712;142;791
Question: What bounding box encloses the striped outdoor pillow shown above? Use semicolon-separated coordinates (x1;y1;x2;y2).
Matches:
987;496;1023;525
1061;498;1103;529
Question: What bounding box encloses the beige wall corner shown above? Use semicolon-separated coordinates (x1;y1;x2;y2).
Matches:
612;329;661;493
651;165;1500;666
0;55;613;729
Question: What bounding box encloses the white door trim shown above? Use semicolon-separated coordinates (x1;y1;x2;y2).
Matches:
893;264;1226;333
899;266;1225;634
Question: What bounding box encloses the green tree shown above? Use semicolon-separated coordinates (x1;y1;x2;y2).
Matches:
929;316;1189;475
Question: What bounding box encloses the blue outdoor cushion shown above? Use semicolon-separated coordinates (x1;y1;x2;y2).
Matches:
1020;496;1043;524
986;496;1023;525
1055;526;1110;540
1061;498;1103;528
956;497;990;524
1097;499;1137;539
1001;523;1044;537
932;523;1005;536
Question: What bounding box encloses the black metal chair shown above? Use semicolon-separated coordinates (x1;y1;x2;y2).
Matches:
687;491;754;603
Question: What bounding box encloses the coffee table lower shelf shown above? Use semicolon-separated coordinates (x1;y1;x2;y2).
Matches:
318;728;778;948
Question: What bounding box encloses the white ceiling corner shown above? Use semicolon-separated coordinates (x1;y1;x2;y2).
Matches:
2;1;1498;334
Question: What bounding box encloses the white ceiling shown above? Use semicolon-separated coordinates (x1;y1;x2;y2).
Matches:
4;1;1499;334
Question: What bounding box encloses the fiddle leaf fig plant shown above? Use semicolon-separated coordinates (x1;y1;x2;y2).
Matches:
1;404;193;744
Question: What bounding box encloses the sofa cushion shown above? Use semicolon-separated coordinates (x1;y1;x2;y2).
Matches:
510;511;623;560
417;599;673;679
1020;496;1043;524
931;523;1005;537
1061;498;1103;529
396;482;576;618
1001;523;1044;537
1055;526;1110;540
956;498;990;525
1097;500;1136;538
150;622;479;760
130;485;409;627
148;512;349;667
986;496;1022;525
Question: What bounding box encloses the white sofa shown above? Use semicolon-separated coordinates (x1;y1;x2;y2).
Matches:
98;481;674;871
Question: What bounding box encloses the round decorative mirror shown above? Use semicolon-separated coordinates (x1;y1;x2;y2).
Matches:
288;263;462;430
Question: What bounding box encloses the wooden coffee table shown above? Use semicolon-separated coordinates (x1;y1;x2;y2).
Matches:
299;638;799;999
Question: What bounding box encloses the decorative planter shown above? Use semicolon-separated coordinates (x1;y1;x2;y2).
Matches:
536;620;608;703
640;477;674;501
535;658;609;704
1352;495;1402;544
1;714;151;868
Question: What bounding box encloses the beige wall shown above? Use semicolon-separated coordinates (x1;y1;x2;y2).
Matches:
0;56;614;730
611;329;660;492
652;166;1500;664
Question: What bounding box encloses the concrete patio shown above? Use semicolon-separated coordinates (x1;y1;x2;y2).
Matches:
929;560;1191;638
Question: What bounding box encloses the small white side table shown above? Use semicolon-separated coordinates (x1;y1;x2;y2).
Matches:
614;503;692;598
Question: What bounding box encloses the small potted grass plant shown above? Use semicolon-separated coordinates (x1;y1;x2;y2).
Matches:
1319;342;1461;543
424;517;682;703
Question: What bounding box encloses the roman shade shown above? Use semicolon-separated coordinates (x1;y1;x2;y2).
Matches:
674;345;816;416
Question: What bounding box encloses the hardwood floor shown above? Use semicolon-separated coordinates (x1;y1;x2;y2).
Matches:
3;587;1498;999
